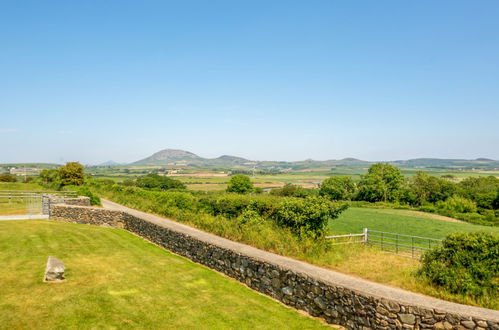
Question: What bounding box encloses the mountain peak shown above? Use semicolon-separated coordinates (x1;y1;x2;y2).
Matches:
132;148;202;165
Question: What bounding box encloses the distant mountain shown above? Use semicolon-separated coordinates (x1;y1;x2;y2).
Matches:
97;160;124;166
132;149;203;165
390;158;499;169
130;149;499;170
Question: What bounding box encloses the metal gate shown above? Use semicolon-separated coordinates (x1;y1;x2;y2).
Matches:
0;191;75;219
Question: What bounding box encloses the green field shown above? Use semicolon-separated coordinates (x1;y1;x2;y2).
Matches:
0;220;328;329
330;207;499;238
88;165;499;192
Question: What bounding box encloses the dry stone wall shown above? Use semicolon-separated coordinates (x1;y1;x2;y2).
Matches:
50;204;499;330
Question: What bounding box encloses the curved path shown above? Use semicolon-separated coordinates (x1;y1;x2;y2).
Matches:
101;199;498;323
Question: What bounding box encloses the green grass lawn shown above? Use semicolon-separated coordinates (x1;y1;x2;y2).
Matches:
0;220;329;329
330;207;499;239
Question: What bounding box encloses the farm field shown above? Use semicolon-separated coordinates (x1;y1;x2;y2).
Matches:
87;166;499;192
330;207;499;238
0;220;329;329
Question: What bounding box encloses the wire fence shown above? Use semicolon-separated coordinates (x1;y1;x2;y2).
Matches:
326;228;441;259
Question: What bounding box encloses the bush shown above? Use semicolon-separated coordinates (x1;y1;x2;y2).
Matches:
436;196;477;213
319;176;356;200
199;194;279;218
271;184;316;198
226;175;254;194
418;232;499;298
76;186;101;206
135;174;185;191
271;196;347;237
0;174;17;182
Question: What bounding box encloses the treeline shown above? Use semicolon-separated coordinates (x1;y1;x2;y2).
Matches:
313;163;498;226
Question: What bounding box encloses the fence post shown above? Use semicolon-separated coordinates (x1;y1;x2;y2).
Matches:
363;228;368;245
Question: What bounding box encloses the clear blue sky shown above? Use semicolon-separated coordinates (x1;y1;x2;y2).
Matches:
1;0;498;164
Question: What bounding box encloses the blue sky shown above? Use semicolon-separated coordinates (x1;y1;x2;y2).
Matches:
1;0;498;164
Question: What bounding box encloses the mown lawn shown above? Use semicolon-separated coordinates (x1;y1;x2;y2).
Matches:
330;207;499;238
0;220;329;329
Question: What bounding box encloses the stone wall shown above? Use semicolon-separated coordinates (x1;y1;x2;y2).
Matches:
50;204;499;330
42;195;90;215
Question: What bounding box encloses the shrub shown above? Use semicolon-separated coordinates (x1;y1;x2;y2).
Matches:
226;175;254;194
271;196;348;237
319;176;356;200
418;232;499;298
76;186;101;206
436;196;477;214
0;174;17;182
135;174;185;191
271;184;315;198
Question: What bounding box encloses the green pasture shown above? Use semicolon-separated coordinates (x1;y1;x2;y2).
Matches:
88;166;499;192
330;207;499;239
0;220;329;329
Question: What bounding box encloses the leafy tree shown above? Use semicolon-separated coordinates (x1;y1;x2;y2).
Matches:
356;163;403;202
58;162;85;186
408;172;456;206
39;168;62;188
226;175;254;194
319;176;356;200
135;174;185;191
457;176;499;210
0;174;17;182
272;196;347;237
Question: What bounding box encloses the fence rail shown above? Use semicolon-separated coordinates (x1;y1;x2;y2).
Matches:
326;228;441;259
0;190;76;216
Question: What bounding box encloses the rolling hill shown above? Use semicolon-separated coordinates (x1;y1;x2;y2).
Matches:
129;149;499;170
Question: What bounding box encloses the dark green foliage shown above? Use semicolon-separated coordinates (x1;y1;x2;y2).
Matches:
76;186;101;206
0;174;17;182
493;190;499;210
436;196;477;214
271;184;316;198
273;196;348;236
406;172;456;206
200;194;280;219
457;176;499;210
226;175;254;194
319;176;355;200
59;162;85;186
135;174;186;191
39;169;61;189
356;163;403;202
418;232;499;298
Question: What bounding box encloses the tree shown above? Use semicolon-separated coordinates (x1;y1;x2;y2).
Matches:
356;163;403;202
39;169;61;188
408;172;456;206
226;175;254;194
319;176;356;200
135;174;185;191
58;162;85;186
457;176;499;210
